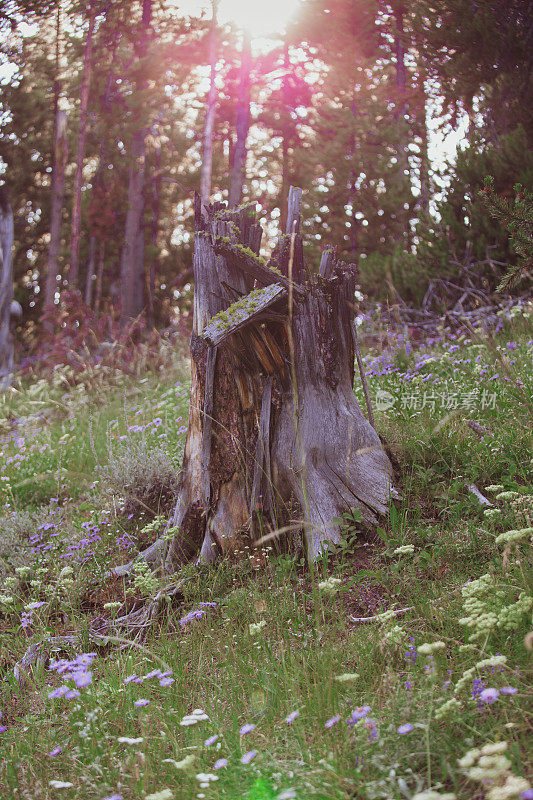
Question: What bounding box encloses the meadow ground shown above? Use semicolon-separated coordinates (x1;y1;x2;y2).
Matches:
0;306;532;800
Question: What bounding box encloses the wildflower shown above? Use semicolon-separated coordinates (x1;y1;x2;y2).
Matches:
123;674;139;684
241;750;258;764
180;708;209;726
145;791;174;800
159;677;174;687
48;686;69;699
324;715;341;728
435;698;463;721
484;508;501;517
49;781;74;789
479;687;500;704
204;735;219;746
363;717;379;741
49;746;62;756
519;790;533;800
347;706;371;724
318;577;342;595
213;758;228;769
134;698;150;707
196;773;218;788
163;755;196;770
101;795;123;800
249;620;267;636
500;686;517;695
397;723;414;734
485;485;504;492
412;793;456;800
0;725;7;733
74;671;92;688
117;736;143;744
277;791;297;799
285;710;300;723
495;491;519;501
334;673;359;682
417;641;446;655
143;669;162;680
239;723;256;735
64;689;80;699
393;545;415;555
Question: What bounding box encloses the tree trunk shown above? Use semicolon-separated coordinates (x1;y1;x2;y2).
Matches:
200;0;218;204
68;3;96;288
392;2;412;240
119;0;152;326
43;109;68;332
163;188;392;570
84;235;97;307
0;188;15;391
228;31;251;208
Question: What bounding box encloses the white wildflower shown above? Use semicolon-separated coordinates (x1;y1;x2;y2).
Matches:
393;544;415;554
249;620;267;636
334;673;359;682
145;791;174;800
117;736;144;744
318;577;342;595
417;641;446;655
49;781;74;789
163;755;196;770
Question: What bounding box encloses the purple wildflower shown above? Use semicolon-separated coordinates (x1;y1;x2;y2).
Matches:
134;698;149;707
325;715;341;728
479;687;499;704
214;758;228;770
500;686;518;695
48;686;69;699
159;677;174;687
397;723;414;734
239;724;256;735
49;746;62;756
519;791;533;800
241;750;258;764
64;689;81;700
101;795;123;800
143;669;162;680
74;671;93;688
123;674;138;684
347;706;371;724
0;726;7;733
363;718;379;741
204;735;219;746
285;710;300;723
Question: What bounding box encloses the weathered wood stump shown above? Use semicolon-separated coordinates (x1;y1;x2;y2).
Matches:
164;187;392;568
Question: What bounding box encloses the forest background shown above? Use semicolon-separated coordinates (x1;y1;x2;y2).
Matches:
0;0;531;366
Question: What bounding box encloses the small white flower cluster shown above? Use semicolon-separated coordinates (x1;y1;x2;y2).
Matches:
417;641;446;656
383;624;406;646
163;754;196;771
495;491;520;501
412;791;456;800
180;708;209;726
145;790;174;800
196;772;219;789
459;742;532;800
495;527;533;546
318;577;342;596
434;697;463;721
249;620;267;636
334;673;359;682
393;544;415;555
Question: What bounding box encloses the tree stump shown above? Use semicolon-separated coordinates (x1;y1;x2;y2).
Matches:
164;188;392;568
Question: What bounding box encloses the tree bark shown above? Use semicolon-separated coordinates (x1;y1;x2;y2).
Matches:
43;109;68;332
68;3;96;288
119;0;152;327
163;189;392;570
200;0;218;204
0;188;15;391
228;31;251;208
84;235;97;307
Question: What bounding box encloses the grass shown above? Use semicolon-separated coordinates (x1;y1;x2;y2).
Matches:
0;306;532;800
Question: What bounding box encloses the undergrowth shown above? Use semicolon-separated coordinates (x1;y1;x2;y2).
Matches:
0;305;531;800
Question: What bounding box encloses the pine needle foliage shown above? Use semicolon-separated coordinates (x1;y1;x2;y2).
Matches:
480;176;533;291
